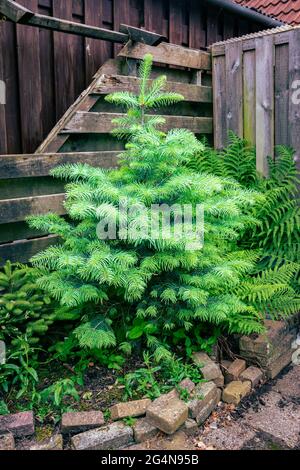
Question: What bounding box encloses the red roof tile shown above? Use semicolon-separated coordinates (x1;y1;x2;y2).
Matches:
234;0;300;25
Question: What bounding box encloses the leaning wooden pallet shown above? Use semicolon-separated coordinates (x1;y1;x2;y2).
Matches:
0;39;213;265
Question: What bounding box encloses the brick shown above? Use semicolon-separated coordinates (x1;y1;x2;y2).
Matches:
181;418;198;436
110;399;151;420
0;433;15;450
192;352;224;387
240;366;263;388
133;418;158;443
225;359;246;383
61;411;105;433
178;378;195;394
71;422;133;450
188;381;217;419
146;392;188;435
196;388;221;425
0;411;34;437
222;380;251;405
30;434;63;451
265;349;293;379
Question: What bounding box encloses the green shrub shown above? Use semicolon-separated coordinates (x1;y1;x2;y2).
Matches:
28;54;272;362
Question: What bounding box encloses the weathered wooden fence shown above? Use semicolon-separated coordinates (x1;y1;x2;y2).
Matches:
212;25;300;176
0;41;213;264
0;0;264;156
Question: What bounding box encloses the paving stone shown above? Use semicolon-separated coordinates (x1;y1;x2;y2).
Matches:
202;422;257;450
146;392;188;435
222;380;251;405
196;388;221;425
273;365;300;398
188;381;217;419
0;411;34;437
225;359;246;383
61;411;105;433
181;418;198;436
71;422;133;450
30;434;63;451
133;418;158;443
240;366;264;388
244;391;300;448
192;352;224;387
0;433;15;450
240;320;288;356
220;360;233;372
110;399;151;420
178;378;195;394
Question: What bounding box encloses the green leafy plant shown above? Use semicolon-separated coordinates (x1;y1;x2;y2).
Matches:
190;132;300;315
0;261;56;346
28;54;274;363
38;378;81;408
120;352;202;400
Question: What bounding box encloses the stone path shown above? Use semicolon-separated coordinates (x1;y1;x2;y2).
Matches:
127;365;300;450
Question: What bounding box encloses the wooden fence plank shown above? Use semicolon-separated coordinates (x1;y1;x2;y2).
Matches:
16;0;43;153
243;50;256;145
62;112;213;135
118;42;212;70
255;35;274;176
0;151;120;179
225;41;243;137
288;29;300;170
0;23;7;154
275;43;289;147
93;74;212;103
0;193;65;224
0;235;59;265
212;55;227;149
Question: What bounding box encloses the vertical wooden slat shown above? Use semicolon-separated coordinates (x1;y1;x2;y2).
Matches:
243;50;256;145
223;13;234;40
16;0;43;153
255;35;274;176
225;41;243;137
144;0;168;37
169;0;183;46
85;0;112;85
0;20;21;154
52;1;75;121
113;0;130;55
0;24;7;154
38;1;55;140
288;29;300;171
275;43;289;147
213;54;227;149
206;6;218;46
189;0;206;49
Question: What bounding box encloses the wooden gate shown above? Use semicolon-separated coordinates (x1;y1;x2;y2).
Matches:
211;24;300;176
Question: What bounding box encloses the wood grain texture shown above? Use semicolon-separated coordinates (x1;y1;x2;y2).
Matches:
255;35;274;176
225;41;243;137
0;151;120;179
118;41;212;70
62;111;213;135
288;29;300;171
275;43;289;147
243;50;256;145
212;55;227;149
93;74;212;103
0;235;59;265
0;193;65;224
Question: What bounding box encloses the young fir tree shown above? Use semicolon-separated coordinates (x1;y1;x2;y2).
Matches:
28;55;267;359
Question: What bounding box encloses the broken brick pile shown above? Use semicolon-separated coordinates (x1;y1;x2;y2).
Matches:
0;320;298;451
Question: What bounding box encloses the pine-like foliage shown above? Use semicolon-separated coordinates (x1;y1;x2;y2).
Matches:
190;132;300;310
28;55;277;357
